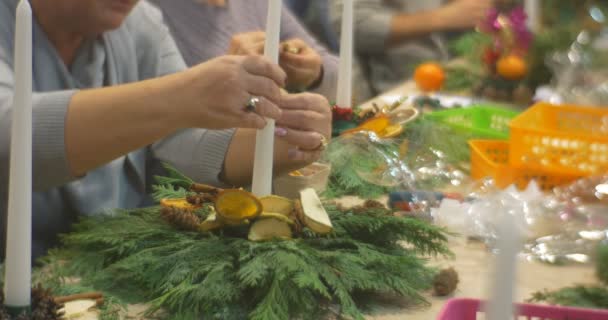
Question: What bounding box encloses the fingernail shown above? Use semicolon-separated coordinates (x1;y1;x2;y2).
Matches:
275;127;288;137
288;148;298;160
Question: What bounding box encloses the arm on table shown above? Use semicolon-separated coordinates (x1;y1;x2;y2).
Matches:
330;0;492;52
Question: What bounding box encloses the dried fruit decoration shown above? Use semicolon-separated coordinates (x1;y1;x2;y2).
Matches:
214;189;262;225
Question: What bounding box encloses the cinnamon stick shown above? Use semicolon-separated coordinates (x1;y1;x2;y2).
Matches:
54;292;103;303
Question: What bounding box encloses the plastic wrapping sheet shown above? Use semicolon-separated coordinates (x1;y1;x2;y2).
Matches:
546;30;608;106
430;177;608;263
324;118;472;198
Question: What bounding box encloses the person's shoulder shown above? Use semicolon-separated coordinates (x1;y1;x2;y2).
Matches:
123;1;166;35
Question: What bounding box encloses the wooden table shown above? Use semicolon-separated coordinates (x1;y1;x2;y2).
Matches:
348;85;598;319
75;83;598;319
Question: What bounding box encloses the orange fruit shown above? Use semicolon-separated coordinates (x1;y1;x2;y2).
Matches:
496;55;528;80
414;62;445;92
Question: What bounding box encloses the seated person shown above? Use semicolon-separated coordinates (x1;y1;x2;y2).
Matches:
0;0;331;258
330;0;493;95
148;0;339;100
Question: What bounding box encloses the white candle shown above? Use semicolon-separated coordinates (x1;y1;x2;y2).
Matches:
485;214;521;320
251;0;281;197
4;0;33;311
524;0;541;33
336;0;354;109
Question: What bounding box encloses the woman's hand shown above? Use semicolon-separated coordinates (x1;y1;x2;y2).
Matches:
228;32;323;90
279;38;323;90
178;55;286;130
274;92;331;161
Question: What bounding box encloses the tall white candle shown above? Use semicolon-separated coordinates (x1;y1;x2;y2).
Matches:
4;0;33;311
336;0;354;109
251;0;281;197
485;214;521;320
524;0;541;33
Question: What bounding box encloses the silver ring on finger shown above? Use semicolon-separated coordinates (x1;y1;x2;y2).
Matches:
245;96;260;113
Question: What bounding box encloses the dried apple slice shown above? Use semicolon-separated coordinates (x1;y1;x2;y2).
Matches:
299;188;333;234
258;212;295;225
214;189;262;223
199;213;224;232
260;195;294;216
248;218;293;241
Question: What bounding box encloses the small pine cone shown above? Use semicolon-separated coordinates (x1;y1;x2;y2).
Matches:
161;207;201;231
363;200;385;209
31;285;64;320
186;193;215;206
433;267;459;297
0;309;9;320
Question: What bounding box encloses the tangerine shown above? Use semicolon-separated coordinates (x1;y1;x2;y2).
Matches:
496;55;528;80
414;62;445;92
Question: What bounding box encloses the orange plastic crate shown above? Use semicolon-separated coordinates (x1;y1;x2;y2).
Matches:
469;140;581;190
509;103;608;175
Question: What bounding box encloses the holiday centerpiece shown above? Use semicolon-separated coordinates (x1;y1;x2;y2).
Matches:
39;164;452;320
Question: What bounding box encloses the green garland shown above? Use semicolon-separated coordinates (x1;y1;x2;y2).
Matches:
529;243;608;309
41;169;452;320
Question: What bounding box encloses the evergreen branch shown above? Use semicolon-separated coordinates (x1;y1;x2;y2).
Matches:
41;166;452;319
152;184;192;202
153;162;194;189
529;286;608;309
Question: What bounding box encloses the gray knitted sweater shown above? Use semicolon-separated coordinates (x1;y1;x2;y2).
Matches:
0;0;234;259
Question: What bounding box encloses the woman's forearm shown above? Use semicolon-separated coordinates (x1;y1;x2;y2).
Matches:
387;9;448;48
65;72;187;176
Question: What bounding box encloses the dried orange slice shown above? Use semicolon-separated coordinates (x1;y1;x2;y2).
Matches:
160;198;199;211
289;170;303;177
214;189;262;222
379;124;404;138
342;115;391;136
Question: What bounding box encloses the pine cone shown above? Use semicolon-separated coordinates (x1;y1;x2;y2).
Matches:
161;207;201;231
31;285;64;320
186;193;216;206
433;267;459;296
363;200;385;209
0;292;7;320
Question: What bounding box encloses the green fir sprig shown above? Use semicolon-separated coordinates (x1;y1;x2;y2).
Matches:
41;167;451;320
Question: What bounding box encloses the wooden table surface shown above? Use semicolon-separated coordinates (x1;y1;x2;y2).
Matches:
354;85;597;318
74;83;598;319
335;197;597;320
